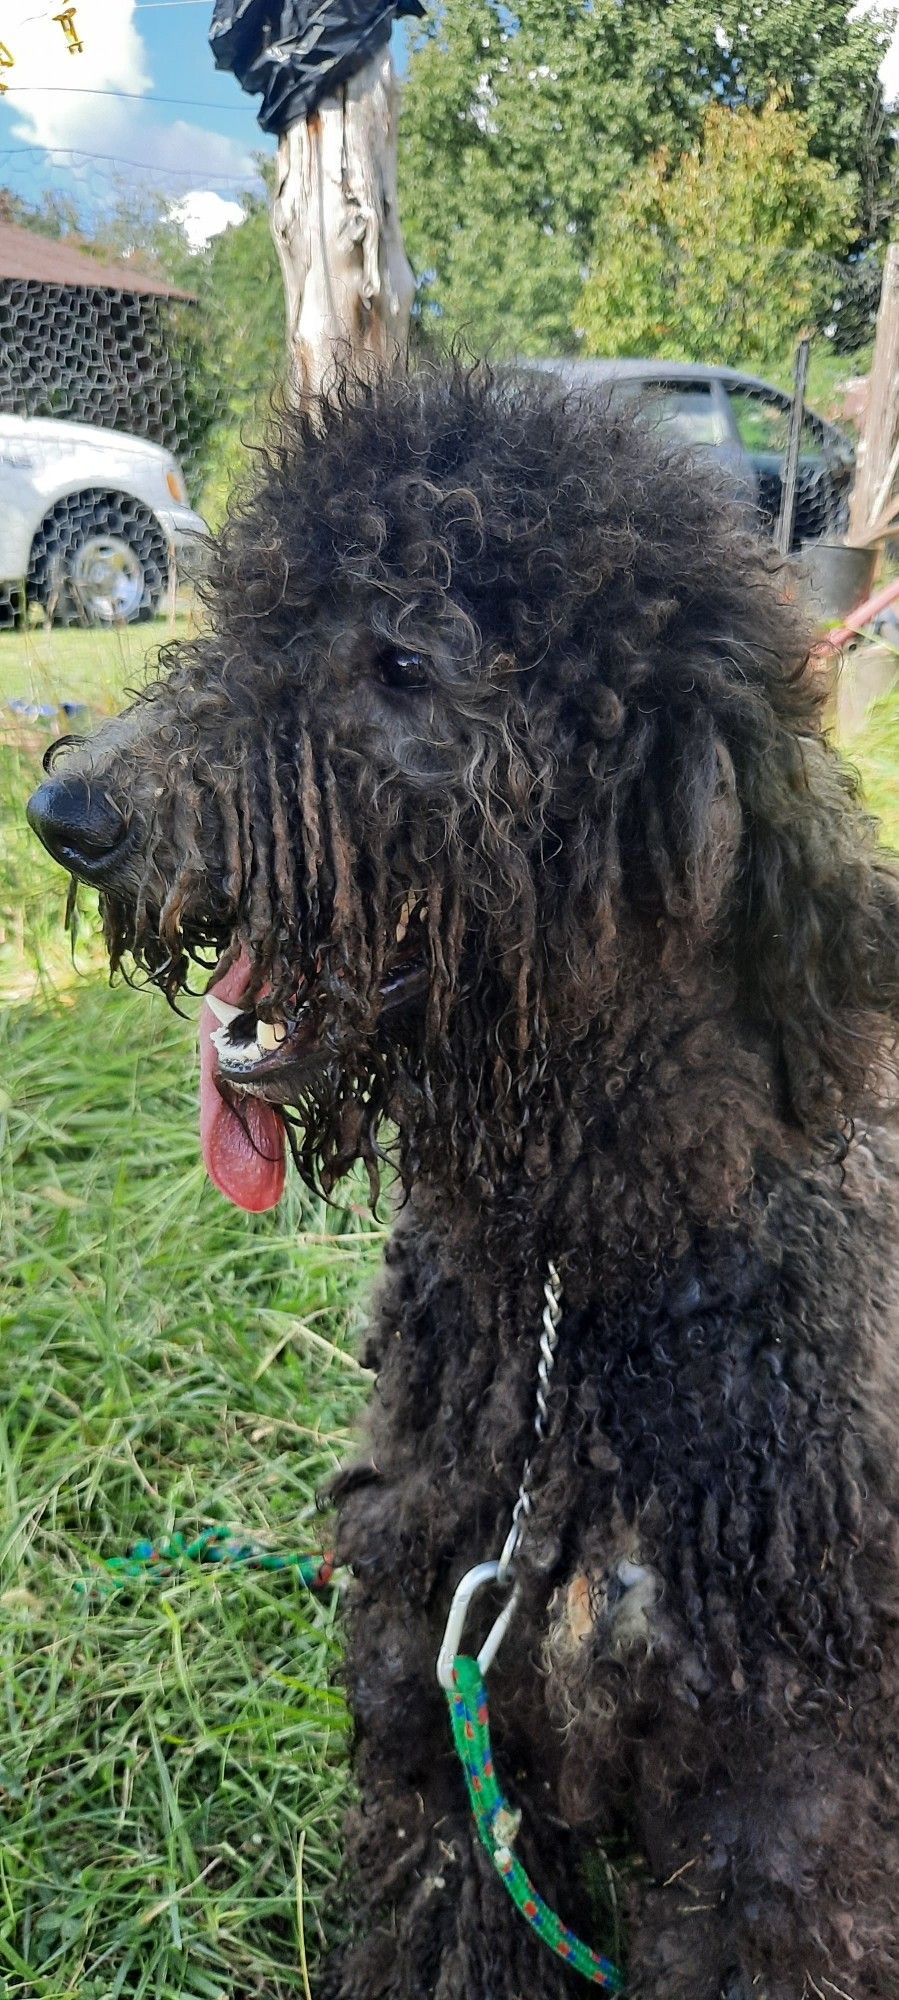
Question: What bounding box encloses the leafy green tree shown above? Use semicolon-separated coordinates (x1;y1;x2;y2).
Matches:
173;187;286;522
578;99;858;369
85;176;285;520
399;0;897;354
0;184;82;238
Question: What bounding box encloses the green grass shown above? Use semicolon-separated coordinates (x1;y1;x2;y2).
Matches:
1;638;375;1996
0;621;193;1002
1;978;378;1997
0;625;896;1996
850;676;899;847
0;617;192;711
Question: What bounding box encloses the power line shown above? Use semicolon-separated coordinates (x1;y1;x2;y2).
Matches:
13;1;210;18
0;141;263;182
3;85;247;110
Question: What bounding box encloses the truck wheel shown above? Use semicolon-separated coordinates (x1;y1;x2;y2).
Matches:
28;493;170;626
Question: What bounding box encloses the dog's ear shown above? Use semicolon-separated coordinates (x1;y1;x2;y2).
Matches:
621;711;744;930
664;727;743;929
735;726;899;1132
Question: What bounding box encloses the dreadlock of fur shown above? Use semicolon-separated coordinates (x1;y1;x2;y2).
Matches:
35;363;899;1999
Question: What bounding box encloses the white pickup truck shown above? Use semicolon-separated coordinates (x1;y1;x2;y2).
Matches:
0;412;208;624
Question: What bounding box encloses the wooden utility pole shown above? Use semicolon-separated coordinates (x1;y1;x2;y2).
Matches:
271;46;414;400
210;5;418;403
848;242;899;543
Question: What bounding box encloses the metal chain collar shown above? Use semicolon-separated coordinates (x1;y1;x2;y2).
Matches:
497;1259;564;1583
436;1259;564;1688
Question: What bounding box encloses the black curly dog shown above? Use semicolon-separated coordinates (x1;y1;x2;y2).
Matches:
29;370;899;1999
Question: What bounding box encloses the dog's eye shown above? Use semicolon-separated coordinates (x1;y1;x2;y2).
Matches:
374;646;429;693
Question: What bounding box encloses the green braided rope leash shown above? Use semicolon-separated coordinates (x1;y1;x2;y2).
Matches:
74;1526;334;1594
446;1652;623;1991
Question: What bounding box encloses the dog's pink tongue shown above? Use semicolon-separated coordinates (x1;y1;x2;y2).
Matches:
200;950;286;1212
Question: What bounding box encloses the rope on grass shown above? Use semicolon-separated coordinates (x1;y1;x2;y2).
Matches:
76;1535;621;1987
75;1526;335;1594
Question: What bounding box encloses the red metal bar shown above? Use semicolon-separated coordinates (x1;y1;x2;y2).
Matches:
825;573;899;651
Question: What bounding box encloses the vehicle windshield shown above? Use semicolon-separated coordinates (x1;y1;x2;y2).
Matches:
642;385;731;447
727;390;825;462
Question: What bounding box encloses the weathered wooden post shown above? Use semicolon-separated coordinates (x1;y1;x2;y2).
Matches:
848;242;899;544
776;337;811;557
271;48;414;397
210;1;421;398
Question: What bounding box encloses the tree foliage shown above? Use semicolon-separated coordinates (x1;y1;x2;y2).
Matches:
399;0;897;356
579;99;858;369
173;188;286;523
84;173;286;518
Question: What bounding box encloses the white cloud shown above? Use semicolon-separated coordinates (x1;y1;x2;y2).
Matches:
2;1;259;195
852;1;899;104
5;0;149;154
882;24;899;101
170;188;246;249
120;117;258;189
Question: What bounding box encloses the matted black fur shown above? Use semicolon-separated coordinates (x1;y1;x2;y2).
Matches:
32;368;899;1999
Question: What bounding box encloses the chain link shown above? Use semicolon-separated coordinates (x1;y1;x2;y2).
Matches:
496;1260;563;1583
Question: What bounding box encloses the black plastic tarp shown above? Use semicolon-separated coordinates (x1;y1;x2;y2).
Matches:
209;0;425;133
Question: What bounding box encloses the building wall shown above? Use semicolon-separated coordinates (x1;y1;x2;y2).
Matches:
0;281;201;486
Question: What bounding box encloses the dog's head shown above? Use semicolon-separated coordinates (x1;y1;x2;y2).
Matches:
28;369;899;1212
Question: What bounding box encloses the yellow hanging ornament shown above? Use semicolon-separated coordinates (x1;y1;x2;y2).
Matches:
53;8;84;54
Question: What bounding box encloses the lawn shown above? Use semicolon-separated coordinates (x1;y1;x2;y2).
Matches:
847;667;899;845
1;624;375;1999
0;615;193;711
0;621;896;1997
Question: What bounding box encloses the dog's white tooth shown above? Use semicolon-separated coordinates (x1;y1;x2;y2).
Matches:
206;994;243;1027
257;1018;287;1051
395;916;409;945
211;1023;261;1067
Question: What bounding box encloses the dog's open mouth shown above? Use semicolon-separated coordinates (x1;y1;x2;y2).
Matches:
199;896;429;1213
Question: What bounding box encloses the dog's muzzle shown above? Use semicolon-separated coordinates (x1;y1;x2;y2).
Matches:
26;773;131;883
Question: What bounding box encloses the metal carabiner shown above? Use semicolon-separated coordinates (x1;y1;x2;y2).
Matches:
436;1559;520;1690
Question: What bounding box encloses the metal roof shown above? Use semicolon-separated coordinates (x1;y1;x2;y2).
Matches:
0;221;195;300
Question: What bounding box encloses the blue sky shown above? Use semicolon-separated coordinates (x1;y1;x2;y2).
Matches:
0;3;895;241
138;3;269;158
0;2;276;226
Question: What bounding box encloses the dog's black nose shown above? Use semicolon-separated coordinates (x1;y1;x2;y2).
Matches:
26;776;127;876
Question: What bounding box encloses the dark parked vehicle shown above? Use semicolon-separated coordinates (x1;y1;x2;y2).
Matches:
532;359;855;549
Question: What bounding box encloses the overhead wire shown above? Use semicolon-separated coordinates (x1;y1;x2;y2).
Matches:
10;1;211;20
0;142;263;181
2;86;247;109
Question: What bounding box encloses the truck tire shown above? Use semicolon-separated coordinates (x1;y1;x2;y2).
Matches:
27;492;170;626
